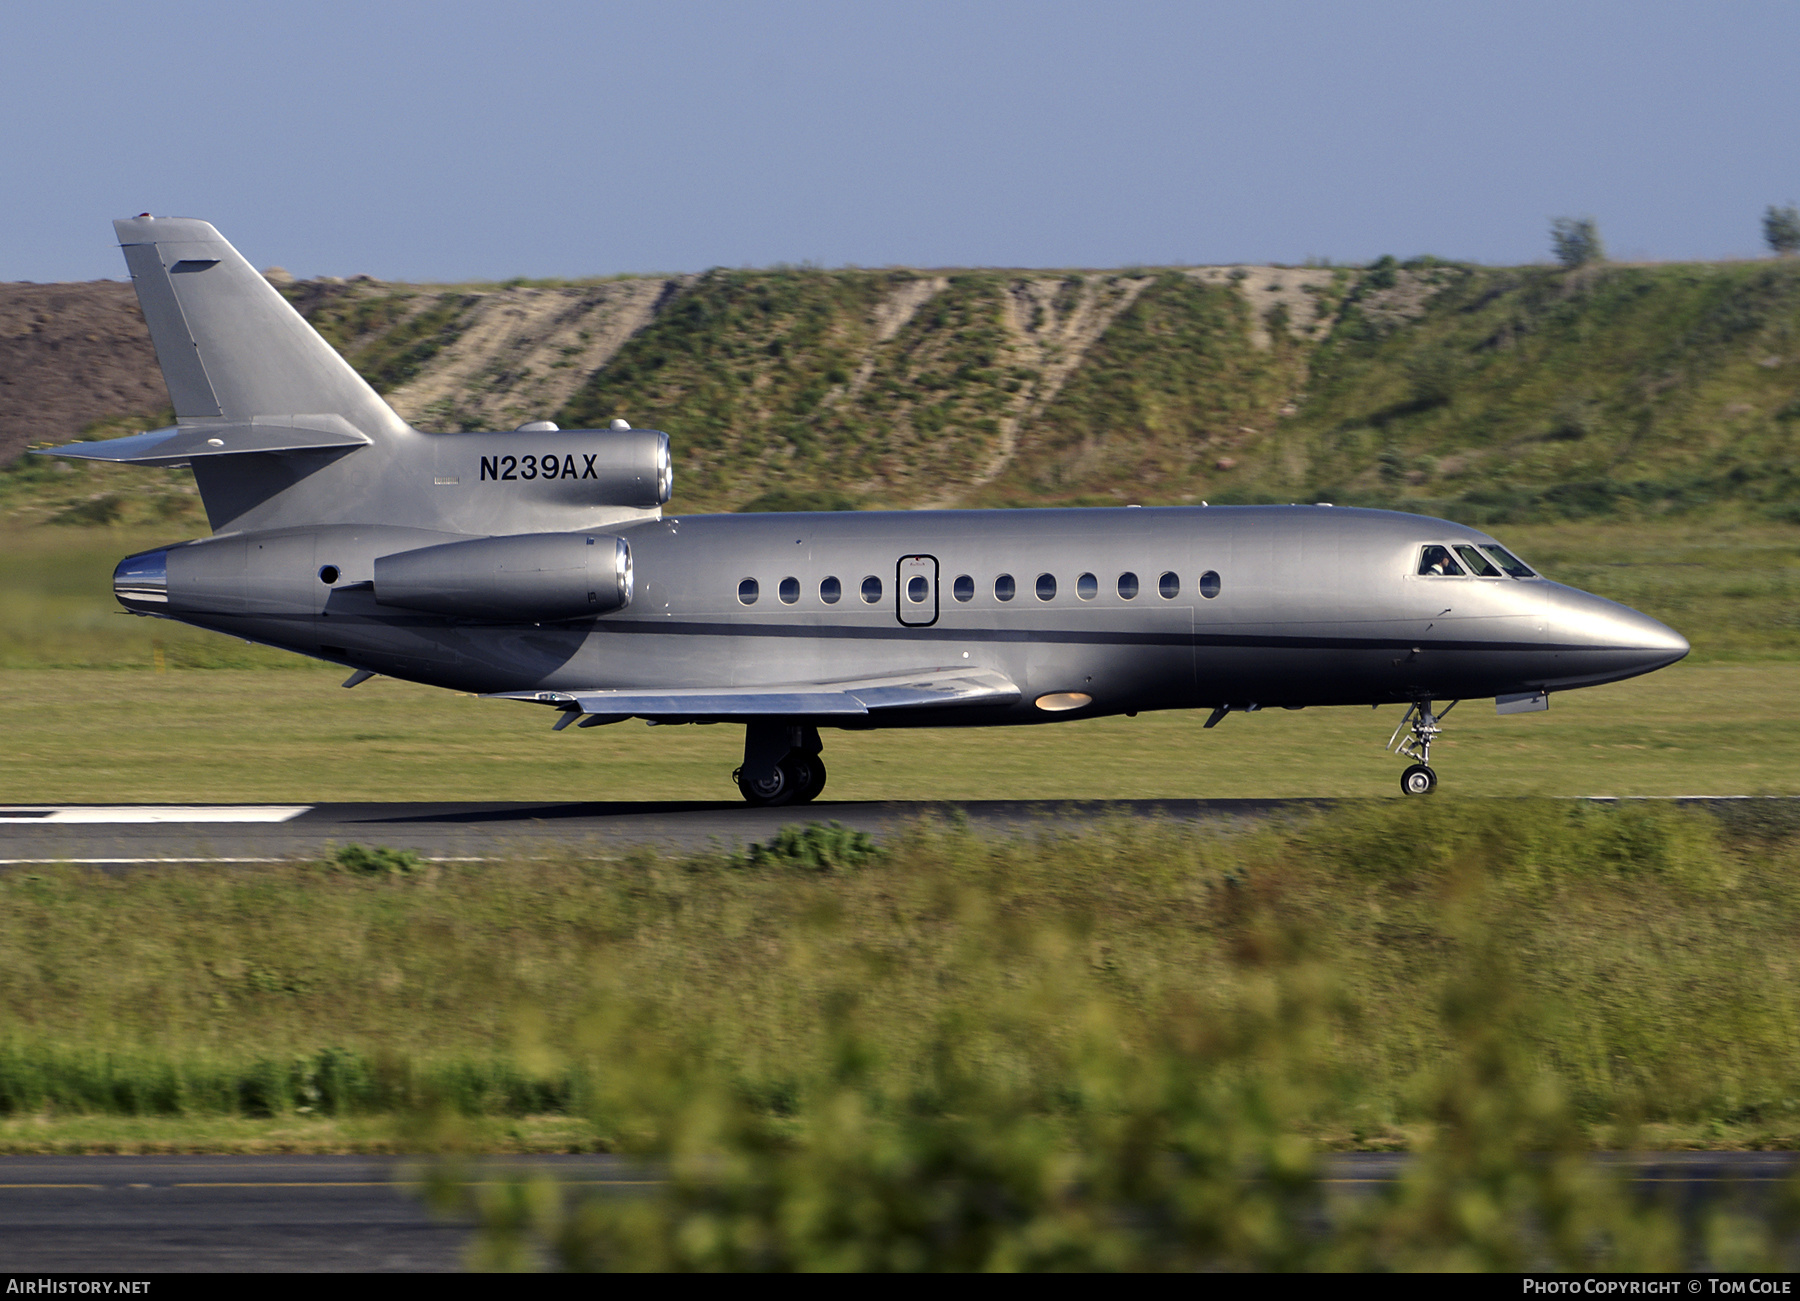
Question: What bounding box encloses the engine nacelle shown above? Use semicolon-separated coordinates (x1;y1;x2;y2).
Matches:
462;428;672;508
374;532;632;621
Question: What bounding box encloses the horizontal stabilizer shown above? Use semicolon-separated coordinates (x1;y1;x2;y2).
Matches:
35;417;370;467
491;667;1020;720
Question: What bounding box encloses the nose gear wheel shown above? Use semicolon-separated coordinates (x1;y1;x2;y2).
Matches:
1400;763;1437;795
1388;699;1456;794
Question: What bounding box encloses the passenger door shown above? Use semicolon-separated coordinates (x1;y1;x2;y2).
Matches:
896;554;939;627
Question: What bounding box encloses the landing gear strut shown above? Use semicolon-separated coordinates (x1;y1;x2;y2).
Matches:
1388;699;1456;795
734;722;827;807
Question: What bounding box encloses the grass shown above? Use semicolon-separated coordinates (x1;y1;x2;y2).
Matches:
2;801;1800;1160
0;661;1796;803
985;271;1299;505
0;513;1794;799
1284;259;1800;520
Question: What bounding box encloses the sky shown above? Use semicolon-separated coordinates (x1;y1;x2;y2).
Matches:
4;0;1797;282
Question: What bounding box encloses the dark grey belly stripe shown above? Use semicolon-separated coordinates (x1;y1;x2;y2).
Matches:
210;613;1640;657
598;619;1613;655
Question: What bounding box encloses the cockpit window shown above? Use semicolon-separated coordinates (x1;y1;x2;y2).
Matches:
1418;545;1464;577
1480;544;1537;578
1454;545;1501;577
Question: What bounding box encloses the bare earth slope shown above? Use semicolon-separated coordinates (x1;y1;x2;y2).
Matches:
0;282;169;463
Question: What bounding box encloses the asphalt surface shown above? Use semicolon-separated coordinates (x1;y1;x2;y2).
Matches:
0;798;1323;864
0;1154;635;1272
2;1152;1795;1271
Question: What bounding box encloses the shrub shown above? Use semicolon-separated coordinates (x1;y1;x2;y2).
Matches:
331;843;426;875
1764;204;1800;257
1550;217;1604;269
744;822;880;872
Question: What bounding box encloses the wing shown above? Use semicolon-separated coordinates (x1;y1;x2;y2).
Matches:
489;667;1020;725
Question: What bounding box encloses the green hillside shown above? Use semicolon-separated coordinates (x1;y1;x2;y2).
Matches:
1280;259;1800;522
6;257;1800;525
309;257;1800;520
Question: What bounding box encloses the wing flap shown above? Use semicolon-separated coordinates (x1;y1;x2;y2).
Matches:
491;667;1020;720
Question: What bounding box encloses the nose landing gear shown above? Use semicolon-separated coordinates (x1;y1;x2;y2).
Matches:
1388;699;1456;795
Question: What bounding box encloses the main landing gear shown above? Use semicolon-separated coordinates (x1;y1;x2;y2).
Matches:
734;721;828;807
1387;699;1457;795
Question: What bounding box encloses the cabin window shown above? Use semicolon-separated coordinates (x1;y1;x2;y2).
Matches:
1418;545;1464;577
1481;545;1537;578
738;578;760;605
953;574;974;602
907;575;929;603
995;574;1016;602
1453;545;1501;577
1077;572;1098;600
1036;573;1057;601
1158;571;1180;599
820;576;841;604
778;576;800;603
1199;570;1221;599
861;575;883;603
1118;572;1139;599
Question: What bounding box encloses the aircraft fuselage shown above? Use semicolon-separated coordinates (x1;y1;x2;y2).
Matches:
114;503;1687;727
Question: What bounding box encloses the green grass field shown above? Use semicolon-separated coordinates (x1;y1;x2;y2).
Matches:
2;802;1800;1168
0;661;1795;803
0;516;1793;802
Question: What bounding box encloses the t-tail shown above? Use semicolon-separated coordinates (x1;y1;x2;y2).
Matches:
37;217;669;536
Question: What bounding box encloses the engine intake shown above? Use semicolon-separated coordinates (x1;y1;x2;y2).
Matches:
374;532;632;621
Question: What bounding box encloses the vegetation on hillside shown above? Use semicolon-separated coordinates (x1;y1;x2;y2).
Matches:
309;257;1800;521
1285;259;1800;524
559;268;896;503
9;255;1800;525
988;272;1302;505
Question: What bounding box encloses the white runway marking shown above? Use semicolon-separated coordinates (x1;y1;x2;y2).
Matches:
0;806;313;824
0;857;489;866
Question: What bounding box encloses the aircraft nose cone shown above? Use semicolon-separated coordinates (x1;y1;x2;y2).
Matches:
113;549;168;610
1631;610;1690;664
1542;583;1688;680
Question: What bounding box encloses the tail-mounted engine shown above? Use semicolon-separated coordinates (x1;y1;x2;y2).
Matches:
374;532;632;621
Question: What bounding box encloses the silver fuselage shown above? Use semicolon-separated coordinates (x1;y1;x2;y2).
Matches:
116;503;1688;727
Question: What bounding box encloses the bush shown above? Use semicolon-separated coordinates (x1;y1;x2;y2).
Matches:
330;843;426;875
744;822;880;871
1764;204;1800;257
1550;217;1604;269
446;891;1723;1270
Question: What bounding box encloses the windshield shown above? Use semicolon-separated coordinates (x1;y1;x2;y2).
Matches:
1454;544;1501;577
1480;544;1537;578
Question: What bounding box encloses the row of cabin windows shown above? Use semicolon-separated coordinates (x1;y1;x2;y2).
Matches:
738;570;1224;606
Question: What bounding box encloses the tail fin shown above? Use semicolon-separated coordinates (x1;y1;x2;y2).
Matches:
113;216;407;441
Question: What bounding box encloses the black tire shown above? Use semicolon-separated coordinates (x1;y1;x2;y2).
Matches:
793;754;827;804
1400;763;1437;796
738;762;796;807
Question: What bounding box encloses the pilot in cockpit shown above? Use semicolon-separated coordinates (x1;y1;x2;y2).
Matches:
1419;545;1463;576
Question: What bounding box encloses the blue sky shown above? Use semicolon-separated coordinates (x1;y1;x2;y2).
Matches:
4;0;1797;281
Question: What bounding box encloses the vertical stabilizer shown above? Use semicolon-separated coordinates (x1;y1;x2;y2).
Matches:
113;216;408;441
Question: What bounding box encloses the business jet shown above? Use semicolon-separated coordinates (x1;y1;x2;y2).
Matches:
45;218;1689;803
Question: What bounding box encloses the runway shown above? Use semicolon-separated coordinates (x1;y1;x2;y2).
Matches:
2;1151;1794;1271
0;796;1790;866
0;797;1321;864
